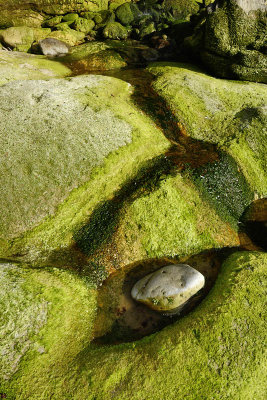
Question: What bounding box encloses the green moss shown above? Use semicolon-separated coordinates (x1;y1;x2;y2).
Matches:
73;17;95;33
148;62;267;195
103;21;128;39
0;74;170;262
2;251;266;399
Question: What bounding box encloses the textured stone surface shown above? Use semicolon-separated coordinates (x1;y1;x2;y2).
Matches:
0;50;71;85
0;26;50;51
201;0;267;82
131;264;205;311
39;38;69;56
0;76;132;239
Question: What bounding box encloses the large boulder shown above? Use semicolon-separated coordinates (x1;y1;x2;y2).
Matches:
187;0;267;82
0;0;109;28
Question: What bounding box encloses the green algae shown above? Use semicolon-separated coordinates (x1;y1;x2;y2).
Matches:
2;251;266;399
148;62;267;196
0;74;170;262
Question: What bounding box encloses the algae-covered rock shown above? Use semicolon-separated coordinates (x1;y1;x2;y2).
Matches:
42;15;63;28
2;251;266;399
131;264;205;312
62;13;80;23
0;76;133;241
0;262;96;385
148;62;267;195
47;29;85;46
116;2;142;25
0;26;51;52
103;21;128;39
201;0;267;82
0;50;71;85
73;17;95;33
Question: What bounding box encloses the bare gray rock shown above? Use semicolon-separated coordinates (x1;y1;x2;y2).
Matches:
131;264;205;312
39;38;69;57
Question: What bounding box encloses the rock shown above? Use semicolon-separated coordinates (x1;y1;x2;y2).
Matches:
39;38;70;57
0;49;71;85
0;26;50;52
131;264;205;312
0;262;96;383
62;13;79;23
65;49;127;72
139;22;156;39
72;18;95;34
148;62;267;196
47;29;85;46
115;3;142;26
43;16;63;28
103;22;128;39
199;0;267;82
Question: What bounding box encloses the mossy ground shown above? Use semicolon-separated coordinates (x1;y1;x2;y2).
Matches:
1;251;266;399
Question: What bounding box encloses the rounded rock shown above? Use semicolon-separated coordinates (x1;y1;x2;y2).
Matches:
131;264;205;312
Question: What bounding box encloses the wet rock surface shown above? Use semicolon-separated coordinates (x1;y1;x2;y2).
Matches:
131;264;205;312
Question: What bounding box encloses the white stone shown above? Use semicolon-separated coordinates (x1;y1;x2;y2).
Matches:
39;38;69;57
131;264;205;312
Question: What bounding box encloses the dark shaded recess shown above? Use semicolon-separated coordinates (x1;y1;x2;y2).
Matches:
243;221;267;251
73;155;176;256
240;198;267;251
191;151;253;226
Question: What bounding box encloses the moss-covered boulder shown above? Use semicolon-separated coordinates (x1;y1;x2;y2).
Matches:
187;0;267;83
103;21;128;39
0;50;71;85
0;27;51;52
1;251;266;398
148;62;267;196
0;69;249;266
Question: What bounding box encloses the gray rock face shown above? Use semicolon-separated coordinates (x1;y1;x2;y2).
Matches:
131;264;205;312
39;38;69;57
235;0;267;13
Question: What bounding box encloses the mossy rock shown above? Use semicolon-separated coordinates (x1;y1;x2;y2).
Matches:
103;21;128;39
2;251;266;398
0;27;51;52
42;15;63;28
62;13;79;23
200;0;267;82
47;29;85;46
148;62;267;196
116;2;142;26
72;17;95;33
0;74;171;263
0;50;71;85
